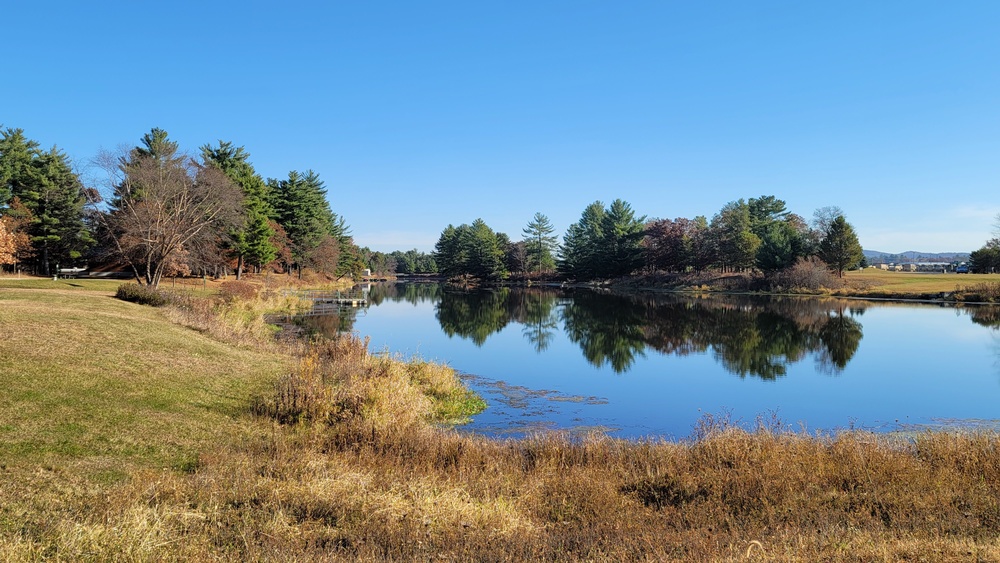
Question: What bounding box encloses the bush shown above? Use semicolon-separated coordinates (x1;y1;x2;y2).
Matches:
114;283;170;307
958;281;1000;303
219;280;258;302
768;256;842;292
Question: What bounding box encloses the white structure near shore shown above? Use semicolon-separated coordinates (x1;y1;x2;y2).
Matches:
871;262;952;273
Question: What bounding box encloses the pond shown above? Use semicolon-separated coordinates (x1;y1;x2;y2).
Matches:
290;283;1000;439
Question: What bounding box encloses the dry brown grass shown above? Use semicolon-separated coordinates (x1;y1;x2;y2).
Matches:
843;269;1000;300
14;419;1000;561
6;285;1000;561
255;334;485;431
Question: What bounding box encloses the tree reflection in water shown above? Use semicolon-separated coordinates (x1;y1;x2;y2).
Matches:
509;290;562;352
366;282;443;306
635;295;864;379
293;306;362;338
965;306;1000;379
969;306;1000;329
323;283;871;379
436;288;513;346
561;292;648;372
816;312;864;373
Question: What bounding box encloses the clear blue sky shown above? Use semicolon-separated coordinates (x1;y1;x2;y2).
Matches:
5;1;999;253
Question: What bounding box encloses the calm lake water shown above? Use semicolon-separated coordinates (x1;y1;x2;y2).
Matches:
295;283;1000;439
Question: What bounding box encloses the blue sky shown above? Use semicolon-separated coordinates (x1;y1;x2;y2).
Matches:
5;1;999;253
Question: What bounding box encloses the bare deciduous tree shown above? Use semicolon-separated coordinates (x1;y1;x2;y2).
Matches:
90;132;243;287
506;240;529;276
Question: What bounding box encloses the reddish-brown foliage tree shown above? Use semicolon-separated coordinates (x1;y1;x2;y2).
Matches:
0;219;14;265
0;198;35;270
268;221;294;274
307;234;341;276
645;217;693;272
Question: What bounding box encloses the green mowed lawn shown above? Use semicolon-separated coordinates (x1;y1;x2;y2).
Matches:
0;286;288;477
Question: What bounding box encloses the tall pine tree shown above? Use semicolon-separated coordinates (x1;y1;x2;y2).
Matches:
819;215;863;278
269;170;353;277
0;128;93;274
598;199;646;278
0;127;37;208
559;200;645;279
433;219;508;280
201;141;276;278
558;201;605;279
522;212;558;275
709;200;761;272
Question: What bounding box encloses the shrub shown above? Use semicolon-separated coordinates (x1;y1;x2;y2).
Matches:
219;280;258;302
768;256;842;292
114;283;170;307
958;281;1000;303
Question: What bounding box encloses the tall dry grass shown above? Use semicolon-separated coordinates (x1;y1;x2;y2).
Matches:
156;284;311;349
16;412;1000;560
255;333;485;432
957;280;1000;303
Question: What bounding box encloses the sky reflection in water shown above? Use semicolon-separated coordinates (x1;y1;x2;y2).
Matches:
301;283;1000;439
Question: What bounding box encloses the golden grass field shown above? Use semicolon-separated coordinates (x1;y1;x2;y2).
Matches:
3;278;1000;560
842;269;1000;297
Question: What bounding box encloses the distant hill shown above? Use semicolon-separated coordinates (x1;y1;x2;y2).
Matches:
863;250;970;263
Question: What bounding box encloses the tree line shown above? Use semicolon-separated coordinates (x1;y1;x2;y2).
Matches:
359;248;438;277
0;126;362;286
969;214;1000;274
0;124;866;286
430;196;863;281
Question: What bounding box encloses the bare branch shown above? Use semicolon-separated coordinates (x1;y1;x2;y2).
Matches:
91;141;244;287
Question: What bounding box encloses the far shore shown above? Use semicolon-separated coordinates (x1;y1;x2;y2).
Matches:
3;268;999;304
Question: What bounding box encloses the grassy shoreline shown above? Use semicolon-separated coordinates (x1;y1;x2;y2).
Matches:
4;279;1000;560
601;269;1000;303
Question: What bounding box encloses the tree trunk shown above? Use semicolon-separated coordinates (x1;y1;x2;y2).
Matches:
151;262;165;288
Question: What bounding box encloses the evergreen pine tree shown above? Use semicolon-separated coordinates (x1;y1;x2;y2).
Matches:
269;170;352;276
598;199;646;278
819;215;863;277
0;129;93;274
558;201;605;279
201;141;276;277
522;212;558;275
